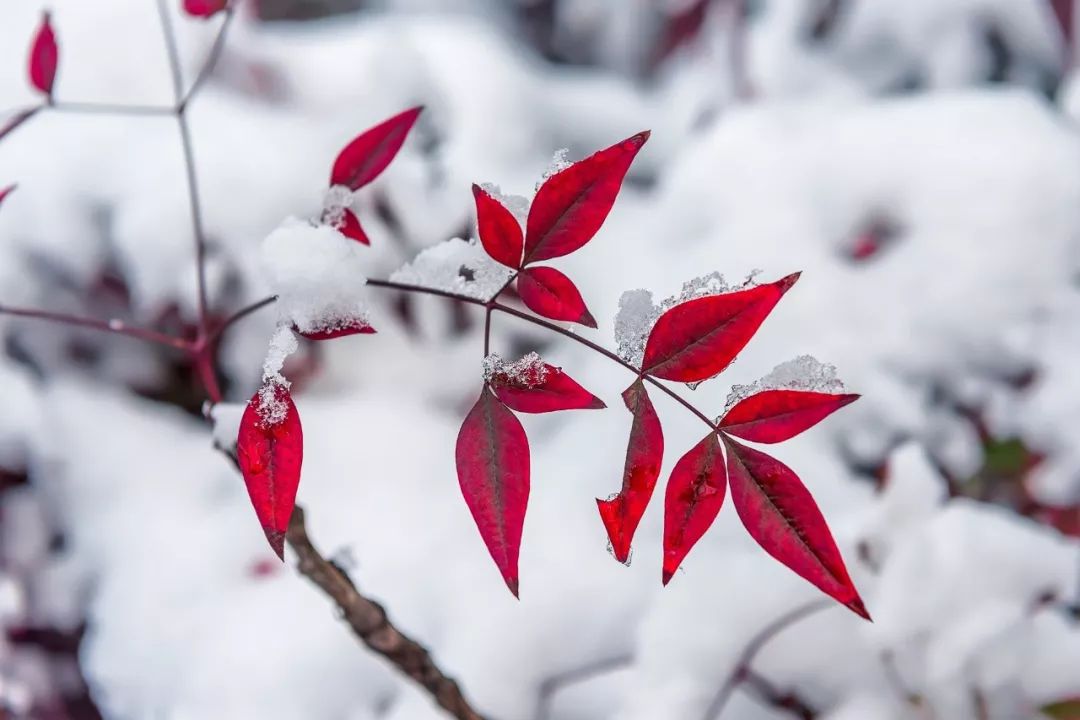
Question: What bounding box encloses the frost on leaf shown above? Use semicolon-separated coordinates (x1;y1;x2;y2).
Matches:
260;217;372;337
478;183;529;225
485;353;604;413
258;325;297;426
456;388;530;597
390;238;513;301
535;148;572;190
723;435;869;620
28;12;58;97
719;356;859;443
597;380;663;564
615;289;660;367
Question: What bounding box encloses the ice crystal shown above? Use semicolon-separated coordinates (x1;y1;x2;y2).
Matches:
536;148;571;190
257;325;297;426
483;351;550;388
614;289;660;367
321;184;356;229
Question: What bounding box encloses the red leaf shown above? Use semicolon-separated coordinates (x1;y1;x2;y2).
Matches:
330;106;423;191
0;185;15;209
28;12;58;97
641;273;800;383
490;363;604;413
524;131;649;263
183;0;229;17
597;380;664;564
517;266;597;328
296;320;376;341
662;433;726;585
723;435;869;620
1050;0;1074;52
338;208;370;245
237;384;304;560
456;388;530;597
472;184;523;268
719;390;859;443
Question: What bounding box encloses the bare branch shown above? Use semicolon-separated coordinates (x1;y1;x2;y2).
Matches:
286;505;489;720
534;654;632;720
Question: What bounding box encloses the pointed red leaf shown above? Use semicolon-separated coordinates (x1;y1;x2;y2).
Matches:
719;390;860;443
524;131;649;263
662;433;726;585
722;435;869;619
642;273;800;383
296;320;376;340
472;184;523;268
597;380;664;564
183;0;229;17
338;208;370;245
517;266;596;328
330;106;423;191
0;109;38;144
237;384;304;560
28;12;58;97
0;185;15;209
456;388;530;597
490;363;604;413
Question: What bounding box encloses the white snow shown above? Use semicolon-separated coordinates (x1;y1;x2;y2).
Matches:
389;237;513;301
722;354;847;415
482;351;549;388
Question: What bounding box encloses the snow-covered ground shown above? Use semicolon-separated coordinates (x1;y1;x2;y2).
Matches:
1;1;1079;718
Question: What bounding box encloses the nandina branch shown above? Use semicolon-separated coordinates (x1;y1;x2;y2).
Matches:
286;505;489;720
0;304;189;350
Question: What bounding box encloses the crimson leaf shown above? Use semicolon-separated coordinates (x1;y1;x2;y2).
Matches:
338;208;370;245
28;12;58;97
490;364;604;414
183;0;229;17
237;384;304;560
641;273;799;383
516;266;596;328
472;184;523;268
296;320;375;341
456;387;530;597
524;131;649;263
597;380;664;564
0;185;15;209
719;390;859;443
722;435;869;619
330;106;423;191
662;432;726;585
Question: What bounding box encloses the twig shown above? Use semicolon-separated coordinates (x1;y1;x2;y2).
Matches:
705;599;832;719
0;303;189;350
180;8;236;111
534;653;633;720
50;101;174;117
286;505;489;720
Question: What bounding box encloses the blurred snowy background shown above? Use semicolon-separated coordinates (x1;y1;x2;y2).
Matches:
2;0;1080;718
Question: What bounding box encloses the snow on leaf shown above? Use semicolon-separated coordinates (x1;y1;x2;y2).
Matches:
662;432;726;585
455;387;530;597
182;0;229;17
614;289;660;367
485;352;604;413
523;131;649;263
390;238;512;301
719;390;859;444
478;182;529;224
722;435;869;620
28;12;58;97
237;383;303;560
597;380;664;564
517;266;596;328
641;273;800;383
536;148;571;190
260;217;371;337
330;106;423;191
472;184;524;268
722;355;846;415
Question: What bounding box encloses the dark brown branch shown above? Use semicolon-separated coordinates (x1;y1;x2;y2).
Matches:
286;505;489;720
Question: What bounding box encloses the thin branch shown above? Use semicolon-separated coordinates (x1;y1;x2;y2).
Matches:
0;304;189;350
155;0;186;106
286;505;489;720
534;654;633;720
50;101;174;117
705;599;832;719
180;7;237;111
210;295;278;343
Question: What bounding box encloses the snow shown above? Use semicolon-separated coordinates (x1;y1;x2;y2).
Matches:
389;237;513;301
260;217;371;336
256;325;298;426
722;354;846;415
482;351;549;388
1;0;1079;718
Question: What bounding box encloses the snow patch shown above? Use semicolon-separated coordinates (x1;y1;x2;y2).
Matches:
390;237;513;301
482;351;549;388
723;355;846;415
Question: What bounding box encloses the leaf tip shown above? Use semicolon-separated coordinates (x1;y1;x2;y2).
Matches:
588;396;607;410
580;308;598;329
661;568;675;586
265;529;286;561
847;596;872;622
505;576;520;599
776;272;802;294
632;130;651;146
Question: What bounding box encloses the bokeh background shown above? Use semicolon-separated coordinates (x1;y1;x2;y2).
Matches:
1;1;1079;718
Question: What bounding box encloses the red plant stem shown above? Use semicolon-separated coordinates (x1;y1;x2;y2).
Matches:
0;304;189;350
225;280;720;431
